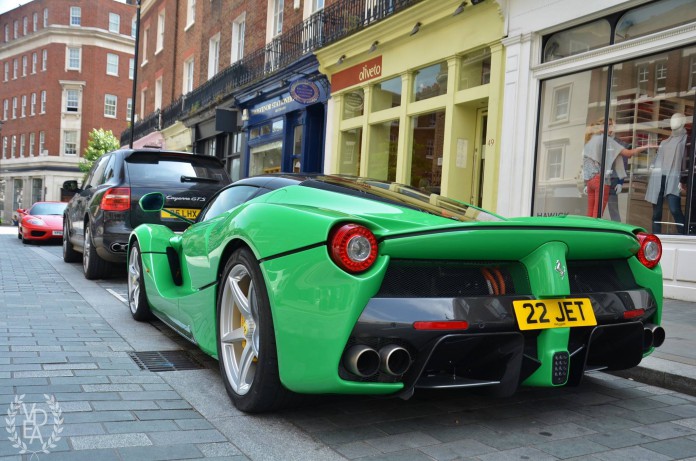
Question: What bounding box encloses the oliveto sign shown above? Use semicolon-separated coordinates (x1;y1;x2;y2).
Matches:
331;56;382;92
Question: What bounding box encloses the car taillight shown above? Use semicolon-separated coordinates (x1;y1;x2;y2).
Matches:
101;187;131;211
636;232;661;269
413;321;469;330
328;223;378;274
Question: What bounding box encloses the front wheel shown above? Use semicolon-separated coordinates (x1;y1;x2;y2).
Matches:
217;248;292;413
128;241;153;321
63;220;80;262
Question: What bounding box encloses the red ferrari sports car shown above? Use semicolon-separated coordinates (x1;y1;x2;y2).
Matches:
17;201;68;243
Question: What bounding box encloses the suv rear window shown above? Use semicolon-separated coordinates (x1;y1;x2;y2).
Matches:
126;152;228;184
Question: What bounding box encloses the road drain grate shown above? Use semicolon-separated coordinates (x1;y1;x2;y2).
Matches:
128;350;204;372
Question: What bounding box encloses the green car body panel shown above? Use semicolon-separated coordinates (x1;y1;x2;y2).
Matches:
128;175;664;399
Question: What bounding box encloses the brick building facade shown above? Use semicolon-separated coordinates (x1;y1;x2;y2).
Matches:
0;0;135;223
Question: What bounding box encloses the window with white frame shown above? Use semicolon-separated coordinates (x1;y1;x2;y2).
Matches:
21;95;26;117
40;91;46;113
154;78;162;110
140;89;146;118
186;0;196;28
31;179;42;202
2;137;6;158
126;97;132;120
156;11;165;53
32;52;37;73
232;14;245;63
13;20;18;39
2;99;7;120
129;58;134;79
12;97;16;118
131;17;136;37
273;0;284;36
208;34;220;79
142;27;149;65
64;131;78;155
4;24;8;42
106;53;119;76
20;134;25;156
11;135;16;157
545;146;564;180
29;133;35;156
30;93;35;115
552;84;571;122
312;0;325;11
43;8;48;27
183;58;194;94
67;47;80;70
109;13;120;33
13;59;17;79
637;64;649;94
33;12;37;32
70;7;81;26
23;17;27;35
42;49;47;71
3;62;7;81
104;94;117;117
39;131;45;154
22;56;27;76
66;89;79;112
655;61;667;93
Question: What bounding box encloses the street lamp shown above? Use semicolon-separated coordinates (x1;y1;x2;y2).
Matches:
129;0;141;148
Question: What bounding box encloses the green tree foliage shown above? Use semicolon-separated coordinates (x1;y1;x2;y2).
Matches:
79;128;120;173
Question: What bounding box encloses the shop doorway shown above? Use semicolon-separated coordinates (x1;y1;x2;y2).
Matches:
471;108;488;207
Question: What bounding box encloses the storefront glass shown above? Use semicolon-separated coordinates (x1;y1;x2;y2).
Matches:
413;62;448;102
458;47;491;90
534;49;695;235
372;76;401;112
367;120;398;181
342;89;364;120
615;0;696;43
410;110;445;192
338;128;362;175
249;141;282;175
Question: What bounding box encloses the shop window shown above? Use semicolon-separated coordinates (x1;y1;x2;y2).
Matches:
543;19;610;63
32;178;43;203
458;47;491;90
225;132;243;181
413;62;448;102
410;110;445;193
293;125;302;172
13;179;23;211
368;120;399;181
615;0;696;43
338;128;362;176
342;89;364;120
371;77;401;112
250;141;282;175
689;55;696;90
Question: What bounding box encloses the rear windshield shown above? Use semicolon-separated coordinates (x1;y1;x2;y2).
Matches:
126;153;229;184
300;176;504;223
30;203;67;216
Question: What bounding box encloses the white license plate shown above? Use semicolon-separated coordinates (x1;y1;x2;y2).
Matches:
52;231;63;236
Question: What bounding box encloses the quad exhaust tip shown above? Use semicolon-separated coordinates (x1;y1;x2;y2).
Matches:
343;344;411;378
110;242;128;252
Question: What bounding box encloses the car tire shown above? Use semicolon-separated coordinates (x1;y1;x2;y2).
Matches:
217;247;293;413
63;221;81;263
17;226;22;240
127;241;153;321
83;223;108;280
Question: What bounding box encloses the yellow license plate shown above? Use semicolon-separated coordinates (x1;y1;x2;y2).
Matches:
513;298;597;330
161;208;200;220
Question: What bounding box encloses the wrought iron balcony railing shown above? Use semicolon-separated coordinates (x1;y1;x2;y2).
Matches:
122;0;422;145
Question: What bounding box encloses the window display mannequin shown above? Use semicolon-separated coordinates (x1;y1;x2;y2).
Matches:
645;112;688;234
583;118;651;218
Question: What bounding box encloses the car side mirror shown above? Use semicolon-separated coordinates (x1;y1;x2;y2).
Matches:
139;192;165;212
16;208;25;214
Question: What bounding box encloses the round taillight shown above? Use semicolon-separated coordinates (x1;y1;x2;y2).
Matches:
636;232;662;269
329;223;378;274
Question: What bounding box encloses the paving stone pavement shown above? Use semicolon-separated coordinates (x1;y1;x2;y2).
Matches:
1;227;696;461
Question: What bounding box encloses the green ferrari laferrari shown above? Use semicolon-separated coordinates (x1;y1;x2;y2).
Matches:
127;174;665;413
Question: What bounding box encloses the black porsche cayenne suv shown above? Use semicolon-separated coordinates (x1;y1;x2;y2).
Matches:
62;148;231;279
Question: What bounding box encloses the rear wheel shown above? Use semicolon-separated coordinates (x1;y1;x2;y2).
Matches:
63;221;80;262
17;226;22;240
128;241;153;321
217;248;292;413
83;223;108;279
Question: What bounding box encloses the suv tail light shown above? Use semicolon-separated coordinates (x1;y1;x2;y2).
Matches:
329;223;378;274
636;232;661;269
101;187;131;211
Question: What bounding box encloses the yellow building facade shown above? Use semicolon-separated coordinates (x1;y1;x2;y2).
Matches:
316;0;505;211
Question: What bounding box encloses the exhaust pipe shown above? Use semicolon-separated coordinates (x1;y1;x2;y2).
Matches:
110;242;128;252
644;324;665;348
343;345;380;378
379;345;411;376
